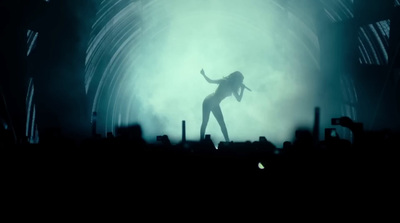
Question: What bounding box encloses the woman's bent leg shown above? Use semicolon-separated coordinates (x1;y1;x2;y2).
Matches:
212;105;229;142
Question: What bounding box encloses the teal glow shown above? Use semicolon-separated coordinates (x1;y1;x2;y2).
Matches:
87;0;346;145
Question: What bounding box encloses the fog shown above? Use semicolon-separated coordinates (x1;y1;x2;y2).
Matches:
118;0;343;146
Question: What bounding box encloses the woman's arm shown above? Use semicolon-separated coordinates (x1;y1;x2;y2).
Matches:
200;69;221;84
233;85;245;102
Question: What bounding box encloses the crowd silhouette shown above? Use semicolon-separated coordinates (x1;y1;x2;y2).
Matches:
1;113;398;185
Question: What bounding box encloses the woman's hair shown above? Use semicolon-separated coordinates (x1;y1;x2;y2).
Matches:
224;71;244;88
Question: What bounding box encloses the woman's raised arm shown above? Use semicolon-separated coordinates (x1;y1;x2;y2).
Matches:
200;69;221;84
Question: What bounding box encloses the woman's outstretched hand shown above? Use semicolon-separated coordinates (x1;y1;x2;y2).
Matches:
200;69;205;76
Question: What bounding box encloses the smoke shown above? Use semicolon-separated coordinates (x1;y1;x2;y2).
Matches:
120;0;343;146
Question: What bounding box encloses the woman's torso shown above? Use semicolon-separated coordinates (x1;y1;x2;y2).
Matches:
204;80;233;104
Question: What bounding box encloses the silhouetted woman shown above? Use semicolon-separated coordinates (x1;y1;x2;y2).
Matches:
200;68;250;142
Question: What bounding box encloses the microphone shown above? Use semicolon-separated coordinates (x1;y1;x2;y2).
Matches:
242;84;252;92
